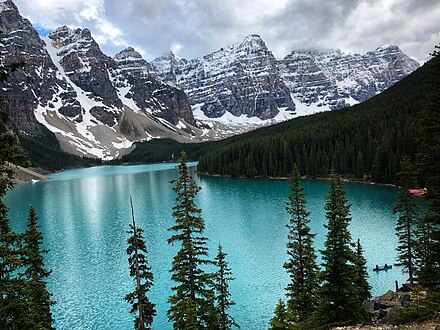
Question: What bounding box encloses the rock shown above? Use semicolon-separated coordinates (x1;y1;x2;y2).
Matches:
152;36;419;120
151;35;295;120
114;47;195;126
0;1;200;159
48;26;123;109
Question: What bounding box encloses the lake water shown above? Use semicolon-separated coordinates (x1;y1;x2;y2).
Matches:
4;163;405;329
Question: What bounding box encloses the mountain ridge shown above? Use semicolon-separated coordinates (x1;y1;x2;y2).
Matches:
152;36;419;121
0;0;420;162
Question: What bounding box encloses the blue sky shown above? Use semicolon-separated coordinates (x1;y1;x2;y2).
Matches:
33;23;52;37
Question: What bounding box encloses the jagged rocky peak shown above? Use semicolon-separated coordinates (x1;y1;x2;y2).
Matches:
49;26;92;47
0;0;17;12
115;46;142;61
0;0;68;136
114;46;154;75
0;0;44;56
237;34;268;51
150;50;186;86
151;34;295;120
47;25;122;109
113;47;194;126
369;44;419;75
279;44;420;109
48;25;112;67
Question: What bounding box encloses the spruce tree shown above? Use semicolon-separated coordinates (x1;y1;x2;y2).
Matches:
0;199;30;329
283;165;319;322
167;151;217;329
0;60;29;328
125;197;156;330
21;206;54;329
268;299;290;330
352;239;371;303
214;244;239;330
414;211;435;283
314;171;369;326
393;156;418;285
417;44;440;289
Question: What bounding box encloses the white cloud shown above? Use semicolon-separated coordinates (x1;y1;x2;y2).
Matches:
13;0;440;63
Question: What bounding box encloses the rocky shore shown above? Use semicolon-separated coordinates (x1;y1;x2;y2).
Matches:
7;163;49;184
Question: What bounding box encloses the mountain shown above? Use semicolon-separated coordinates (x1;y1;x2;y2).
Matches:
0;0;420;163
151;37;419;122
152;35;295;121
0;0;201;160
280;45;420;109
196;56;434;183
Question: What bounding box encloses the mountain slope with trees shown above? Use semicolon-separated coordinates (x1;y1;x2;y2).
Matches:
197;57;434;183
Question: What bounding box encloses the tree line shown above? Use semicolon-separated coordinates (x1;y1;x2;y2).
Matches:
197;55;436;184
1;44;439;329
268;168;371;329
0;97;54;327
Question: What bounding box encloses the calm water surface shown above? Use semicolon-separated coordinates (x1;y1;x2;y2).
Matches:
5;163;404;329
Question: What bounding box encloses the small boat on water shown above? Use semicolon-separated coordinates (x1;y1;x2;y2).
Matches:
373;264;392;271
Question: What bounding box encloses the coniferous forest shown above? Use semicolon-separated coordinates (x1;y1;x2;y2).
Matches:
1;27;440;328
197;56;437;184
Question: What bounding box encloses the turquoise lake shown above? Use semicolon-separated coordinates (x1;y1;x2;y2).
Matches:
4;163;405;329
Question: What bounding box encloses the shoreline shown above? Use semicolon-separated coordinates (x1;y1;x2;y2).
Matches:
8;163;49;185
13;161;397;189
196;171;397;188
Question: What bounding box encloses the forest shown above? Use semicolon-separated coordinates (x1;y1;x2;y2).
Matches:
18;51;434;186
197;56;435;184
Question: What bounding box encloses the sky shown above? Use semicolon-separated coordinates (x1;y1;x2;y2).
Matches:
13;0;440;63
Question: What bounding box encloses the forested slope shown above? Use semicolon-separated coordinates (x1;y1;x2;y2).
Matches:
19;128;101;171
197;58;434;183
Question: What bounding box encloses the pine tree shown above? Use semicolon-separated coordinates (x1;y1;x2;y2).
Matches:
314;171;370;326
214;244;239;330
283;165;319;322
268;299;290;330
352;239;371;303
167;151;217;329
125;197;156;330
393;156;418;285
21;206;54;329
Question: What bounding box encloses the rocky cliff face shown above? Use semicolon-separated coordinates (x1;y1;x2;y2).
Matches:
279;46;420;109
152;36;419;119
152;35;295;120
113;47;195;126
0;0;61;136
0;0;421;160
0;0;198;159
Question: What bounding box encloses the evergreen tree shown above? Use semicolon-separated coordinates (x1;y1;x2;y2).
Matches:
125;197;156;330
283;165;319;322
268;299;290;330
393;156;418;285
21;206;54;329
352;239;371;303
417;44;440;289
0;203;30;329
0;57;30;328
167;151;217;329
314;171;370;326
214;244;239;330
414;211;435;282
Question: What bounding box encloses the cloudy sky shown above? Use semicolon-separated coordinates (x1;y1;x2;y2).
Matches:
13;0;440;63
